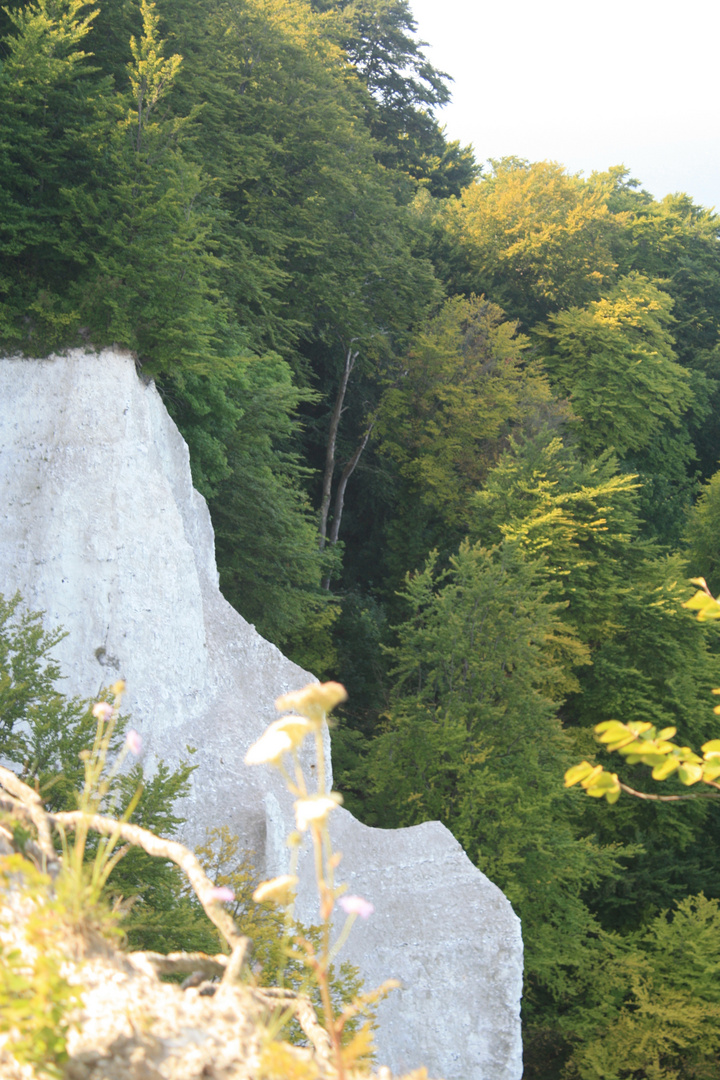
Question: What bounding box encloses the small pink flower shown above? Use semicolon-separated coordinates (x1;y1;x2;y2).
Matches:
92;702;114;722
125;729;142;755
338;895;374;919
206;886;235;904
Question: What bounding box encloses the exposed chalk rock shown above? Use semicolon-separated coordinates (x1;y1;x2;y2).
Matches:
0;350;523;1080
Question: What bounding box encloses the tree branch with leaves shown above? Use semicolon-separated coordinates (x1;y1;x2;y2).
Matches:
566;576;720;803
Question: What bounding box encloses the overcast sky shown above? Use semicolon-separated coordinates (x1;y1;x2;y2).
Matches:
410;0;720;211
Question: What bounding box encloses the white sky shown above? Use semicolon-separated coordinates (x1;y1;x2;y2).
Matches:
410;0;720;211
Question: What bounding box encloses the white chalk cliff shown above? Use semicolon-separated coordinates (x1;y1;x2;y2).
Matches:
0;350;523;1080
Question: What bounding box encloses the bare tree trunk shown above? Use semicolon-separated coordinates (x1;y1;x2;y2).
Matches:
318;345;358;550
321;422;374;590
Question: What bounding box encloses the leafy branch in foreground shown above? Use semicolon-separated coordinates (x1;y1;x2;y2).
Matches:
565;576;720;803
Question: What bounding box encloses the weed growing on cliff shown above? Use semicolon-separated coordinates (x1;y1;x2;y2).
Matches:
0;856;81;1077
53;679;144;931
0;598;400;1075
245;681;399;1078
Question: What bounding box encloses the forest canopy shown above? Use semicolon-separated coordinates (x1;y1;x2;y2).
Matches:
4;1;720;1076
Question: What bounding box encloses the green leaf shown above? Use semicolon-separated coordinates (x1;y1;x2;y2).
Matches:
639;753;670;768
651;758;679;781
678;763;703;785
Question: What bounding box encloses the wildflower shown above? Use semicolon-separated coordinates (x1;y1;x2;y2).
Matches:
245;727;293;767
273;714;314;747
206;886;235;903
92;701;114;722
294;792;342;832
125;729;142;756
253;875;298;906
338;895;374;920
110;679;126;698
275;682;347;725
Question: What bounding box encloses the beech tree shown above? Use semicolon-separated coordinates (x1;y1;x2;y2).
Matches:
684;467;720;593
469;433;645;645
374;294;566;584
362;540;628;1068
536;273;693;458
0;0;108;351
311;0;476;195
70;0;225;370
603;174;720;479
439;158;619;327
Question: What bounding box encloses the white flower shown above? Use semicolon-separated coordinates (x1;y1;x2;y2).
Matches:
294;793;342;831
245;727;293;767
275;682;347;725
272;714;314;748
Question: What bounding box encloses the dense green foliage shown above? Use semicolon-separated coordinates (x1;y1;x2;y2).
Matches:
0;591;213;952
5;0;720;1074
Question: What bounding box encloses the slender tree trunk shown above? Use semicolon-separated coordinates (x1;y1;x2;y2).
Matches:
327;422;374;549
318;345;358;550
321;421;374;590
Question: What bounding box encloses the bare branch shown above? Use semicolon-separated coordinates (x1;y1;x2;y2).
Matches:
0;765;54;864
619;782;720;802
0;770;249;968
222;938;250;985
257;988;333;1061
53;810;248;957
131;951;227;978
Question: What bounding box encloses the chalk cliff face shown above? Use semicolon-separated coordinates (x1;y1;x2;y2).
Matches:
0;350;523;1080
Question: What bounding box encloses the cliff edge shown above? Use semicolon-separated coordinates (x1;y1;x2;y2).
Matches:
0;350;522;1080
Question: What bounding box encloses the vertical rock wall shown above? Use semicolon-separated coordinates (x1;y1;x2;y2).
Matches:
0;350;523;1079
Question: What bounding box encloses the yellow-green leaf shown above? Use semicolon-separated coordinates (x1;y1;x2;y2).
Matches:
564;761;596;787
581;765;605;789
627;722;654;736
678;763;703;785
652;758;679;781
683;590;720;620
595;721;630;742
640;753;670;768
